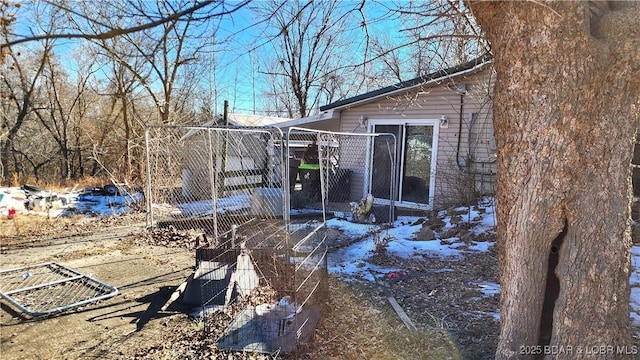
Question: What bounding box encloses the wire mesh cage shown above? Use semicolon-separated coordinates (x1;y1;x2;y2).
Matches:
287;127;397;224
145;125;328;354
196;218;327;353
144;125;396;355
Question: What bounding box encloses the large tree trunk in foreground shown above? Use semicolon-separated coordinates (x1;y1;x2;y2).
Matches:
467;1;640;358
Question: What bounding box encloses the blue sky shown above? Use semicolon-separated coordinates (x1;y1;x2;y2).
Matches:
207;1;400;115
6;1;446;118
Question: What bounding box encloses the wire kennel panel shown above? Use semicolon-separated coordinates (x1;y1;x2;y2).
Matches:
0;262;118;317
287;127;397;224
146;125;328;354
289;221;328;309
196;218;327;354
145;125;287;238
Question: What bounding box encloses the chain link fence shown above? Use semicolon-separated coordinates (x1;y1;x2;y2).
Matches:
144;125;396;354
145;125;287;236
287;127;397;224
145;125;328;353
145;125;398;238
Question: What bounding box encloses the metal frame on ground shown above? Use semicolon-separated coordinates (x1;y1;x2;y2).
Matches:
0;262;119;317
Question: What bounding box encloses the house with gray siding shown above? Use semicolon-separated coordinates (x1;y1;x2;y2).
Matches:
280;55;497;210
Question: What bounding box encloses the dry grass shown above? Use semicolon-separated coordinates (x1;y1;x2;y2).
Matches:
48;246;113;262
0;212;147;245
125;277;458;360
310;278;459;360
0;215;84;241
7;176;118;191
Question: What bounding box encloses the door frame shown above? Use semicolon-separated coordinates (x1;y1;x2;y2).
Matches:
368;119;440;210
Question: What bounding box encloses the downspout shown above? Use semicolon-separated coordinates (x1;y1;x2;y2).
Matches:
456;88;466;169
455;85;496;176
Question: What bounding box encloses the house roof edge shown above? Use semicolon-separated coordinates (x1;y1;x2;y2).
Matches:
274;109;340;129
320;54;493;112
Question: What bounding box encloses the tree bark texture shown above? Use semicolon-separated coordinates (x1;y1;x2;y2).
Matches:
467;1;640;358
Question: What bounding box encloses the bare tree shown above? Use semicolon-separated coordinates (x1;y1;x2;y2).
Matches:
86;1;219;125
0;0;249;49
1;0;246;184
104;51;142;180
467;0;639;356
0;0;18;43
367;0;486;83
86;34;153;182
252;0;366;117
0;40;54;184
31;50;101;181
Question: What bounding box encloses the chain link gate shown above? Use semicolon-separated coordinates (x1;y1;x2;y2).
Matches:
287;127;397;225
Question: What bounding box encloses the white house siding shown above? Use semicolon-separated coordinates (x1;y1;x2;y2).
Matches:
337;69;496;209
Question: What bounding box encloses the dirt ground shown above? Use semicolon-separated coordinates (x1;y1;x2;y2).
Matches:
0;213;504;360
0;217;197;360
6;203;640;359
0;213;499;359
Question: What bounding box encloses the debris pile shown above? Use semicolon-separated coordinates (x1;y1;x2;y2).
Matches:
133;227;203;250
349;193;376;223
0;183;143;219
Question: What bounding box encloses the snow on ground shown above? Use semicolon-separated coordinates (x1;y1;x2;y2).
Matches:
4;185;640;327
64;192;143;217
327;200;497;282
0;186;143;218
169;194;252;217
325;198;640;328
316;203;496;282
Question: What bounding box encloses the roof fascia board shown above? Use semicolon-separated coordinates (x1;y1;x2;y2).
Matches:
321;58;493;111
274;109;339;128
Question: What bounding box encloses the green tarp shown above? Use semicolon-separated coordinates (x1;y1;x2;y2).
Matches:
298;163;320;170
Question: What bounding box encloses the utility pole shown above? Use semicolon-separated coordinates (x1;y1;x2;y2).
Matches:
223;100;228;126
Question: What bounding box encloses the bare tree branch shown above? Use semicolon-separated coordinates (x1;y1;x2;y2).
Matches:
1;0;250;49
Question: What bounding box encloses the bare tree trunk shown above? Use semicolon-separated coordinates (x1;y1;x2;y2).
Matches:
468;1;639;358
0;44;51;184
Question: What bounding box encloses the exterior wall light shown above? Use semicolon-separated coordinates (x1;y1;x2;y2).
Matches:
440;115;449;129
359;115;368;128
